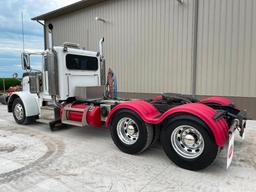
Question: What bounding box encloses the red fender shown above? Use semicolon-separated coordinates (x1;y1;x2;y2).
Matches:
106;100;229;147
200;96;232;106
200;96;240;109
157;103;229;147
106;100;161;126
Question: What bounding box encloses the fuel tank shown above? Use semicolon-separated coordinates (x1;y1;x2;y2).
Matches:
62;103;103;128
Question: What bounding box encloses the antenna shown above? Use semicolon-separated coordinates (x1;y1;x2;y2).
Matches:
21;12;25;52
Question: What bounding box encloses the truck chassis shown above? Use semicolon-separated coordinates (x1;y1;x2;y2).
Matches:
8;92;246;171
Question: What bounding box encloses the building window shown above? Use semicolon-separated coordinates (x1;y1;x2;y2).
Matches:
66;54;98;71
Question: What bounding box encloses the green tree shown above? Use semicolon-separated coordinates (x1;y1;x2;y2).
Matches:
0;78;21;91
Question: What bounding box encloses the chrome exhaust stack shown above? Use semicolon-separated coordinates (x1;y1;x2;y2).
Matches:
99;37;104;57
99;38;106;86
46;24;60;105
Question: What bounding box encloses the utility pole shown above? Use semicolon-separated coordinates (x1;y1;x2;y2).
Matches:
21;12;25;52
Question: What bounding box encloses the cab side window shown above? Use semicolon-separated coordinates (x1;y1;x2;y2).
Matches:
66;54;98;71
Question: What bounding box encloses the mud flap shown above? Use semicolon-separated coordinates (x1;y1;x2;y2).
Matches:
226;133;235;169
241;130;245;140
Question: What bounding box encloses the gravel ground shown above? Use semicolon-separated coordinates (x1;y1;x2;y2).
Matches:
0;104;255;192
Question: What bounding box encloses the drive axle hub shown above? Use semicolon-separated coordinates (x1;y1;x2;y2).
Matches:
183;134;196;147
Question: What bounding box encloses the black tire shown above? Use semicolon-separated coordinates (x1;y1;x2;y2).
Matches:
12;98;35;125
0;95;7;105
110;109;153;154
5;96;9;105
160;114;218;171
150;125;160;147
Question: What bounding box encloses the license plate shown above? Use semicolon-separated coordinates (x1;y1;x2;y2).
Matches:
226;133;235;169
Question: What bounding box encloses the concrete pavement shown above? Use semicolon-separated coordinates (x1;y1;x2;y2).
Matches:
0;104;255;192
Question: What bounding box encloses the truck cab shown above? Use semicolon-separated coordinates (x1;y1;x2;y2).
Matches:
55;45;101;99
8;39;106;123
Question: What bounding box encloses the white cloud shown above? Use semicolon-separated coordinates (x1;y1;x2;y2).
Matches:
0;0;80;77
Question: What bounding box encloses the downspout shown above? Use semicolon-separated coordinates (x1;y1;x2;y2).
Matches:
192;0;199;98
35;20;47;50
43;24;47;50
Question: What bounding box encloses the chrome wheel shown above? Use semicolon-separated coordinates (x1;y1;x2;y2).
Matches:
117;117;139;145
14;103;24;121
171;125;204;159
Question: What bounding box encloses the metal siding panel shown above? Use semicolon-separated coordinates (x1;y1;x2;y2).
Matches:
217;0;227;95
140;0;147;93
185;0;192;94
229;0;240;95
249;0;256;97
224;0;233;95
197;0;256;97
172;0;178;92
212;0;219;93
185;0;193;94
46;0;194;95
237;0;246;96
177;2;183;93
207;0;215;94
243;0;251;96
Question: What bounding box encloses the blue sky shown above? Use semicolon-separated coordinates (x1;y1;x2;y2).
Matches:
0;0;79;77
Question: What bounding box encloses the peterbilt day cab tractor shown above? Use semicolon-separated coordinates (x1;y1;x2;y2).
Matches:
7;25;246;171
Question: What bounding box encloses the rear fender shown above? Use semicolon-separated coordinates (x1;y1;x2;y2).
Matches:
106;100;161;126
106;101;229;147
8;92;39;117
158;103;229;147
200;96;240;110
200;96;232;106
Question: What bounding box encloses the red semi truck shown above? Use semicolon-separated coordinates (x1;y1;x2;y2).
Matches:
7;24;247;171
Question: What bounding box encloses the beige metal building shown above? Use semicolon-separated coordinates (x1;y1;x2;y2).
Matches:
33;0;256;118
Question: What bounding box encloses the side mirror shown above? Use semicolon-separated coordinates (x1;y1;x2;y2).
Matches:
21;53;30;70
12;73;18;79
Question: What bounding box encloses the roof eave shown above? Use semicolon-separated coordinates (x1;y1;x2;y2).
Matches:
32;0;107;21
